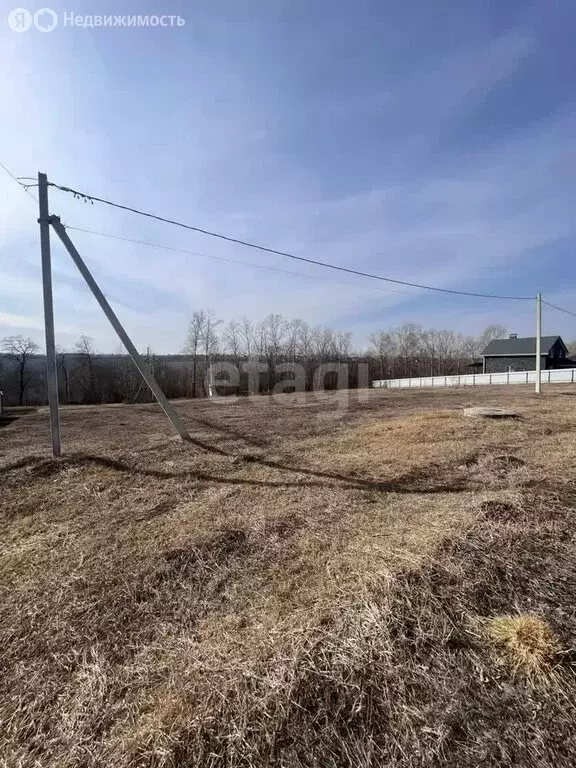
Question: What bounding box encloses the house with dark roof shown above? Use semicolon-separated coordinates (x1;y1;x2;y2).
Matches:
480;334;571;373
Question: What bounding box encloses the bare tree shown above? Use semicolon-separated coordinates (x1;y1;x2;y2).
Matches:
261;313;286;390
313;327;336;362
202;311;221;358
56;345;71;404
383;327;402;376
238;317;254;357
73;335;99;403
368;331;386;379
335;331;352;362
476;324;508;355
183;311;206;397
254;319;268;361
183;310;221;397
1;335;39;406
263;314;286;358
200;310;221;395
369;324;477;379
394;323;424;377
222;320;242;362
285;318;303;361
461;334;478;361
427;329;459;375
295;321;311;356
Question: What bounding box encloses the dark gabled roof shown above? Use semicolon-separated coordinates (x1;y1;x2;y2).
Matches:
481;336;565;357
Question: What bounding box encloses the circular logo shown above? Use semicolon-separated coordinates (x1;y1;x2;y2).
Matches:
8;7;33;32
34;7;58;32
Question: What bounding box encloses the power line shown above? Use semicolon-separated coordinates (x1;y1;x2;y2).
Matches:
542;300;576;319
49;180;533;301
0;162;38;202
64;225;419;297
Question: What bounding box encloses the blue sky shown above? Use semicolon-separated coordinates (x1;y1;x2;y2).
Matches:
1;0;576;352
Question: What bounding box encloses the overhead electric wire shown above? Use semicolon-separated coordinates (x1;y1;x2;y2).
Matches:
48;180;533;301
0;161;38;202
64;225;420;297
542;300;576;319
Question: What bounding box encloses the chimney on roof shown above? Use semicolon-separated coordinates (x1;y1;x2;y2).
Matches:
509;333;518;339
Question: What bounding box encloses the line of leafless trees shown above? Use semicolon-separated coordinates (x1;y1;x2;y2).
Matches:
367;323;510;380
1;316;511;406
181;312;513;394
183;310;358;397
0;335;170;407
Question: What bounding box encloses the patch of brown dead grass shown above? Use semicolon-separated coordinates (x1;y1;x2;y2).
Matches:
482;613;561;675
2;387;576;766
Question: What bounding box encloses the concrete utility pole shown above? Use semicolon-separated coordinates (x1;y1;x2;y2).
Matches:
535;291;542;394
38;172;61;457
49;216;190;441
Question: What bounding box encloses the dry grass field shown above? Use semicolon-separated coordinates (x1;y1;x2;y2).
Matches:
2;385;576;767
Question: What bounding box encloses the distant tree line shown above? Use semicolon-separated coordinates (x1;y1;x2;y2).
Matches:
0;317;513;407
182;313;510;396
0;335;180;408
367;323;509;380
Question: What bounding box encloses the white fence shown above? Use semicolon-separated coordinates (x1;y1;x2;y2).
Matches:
373;368;576;390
